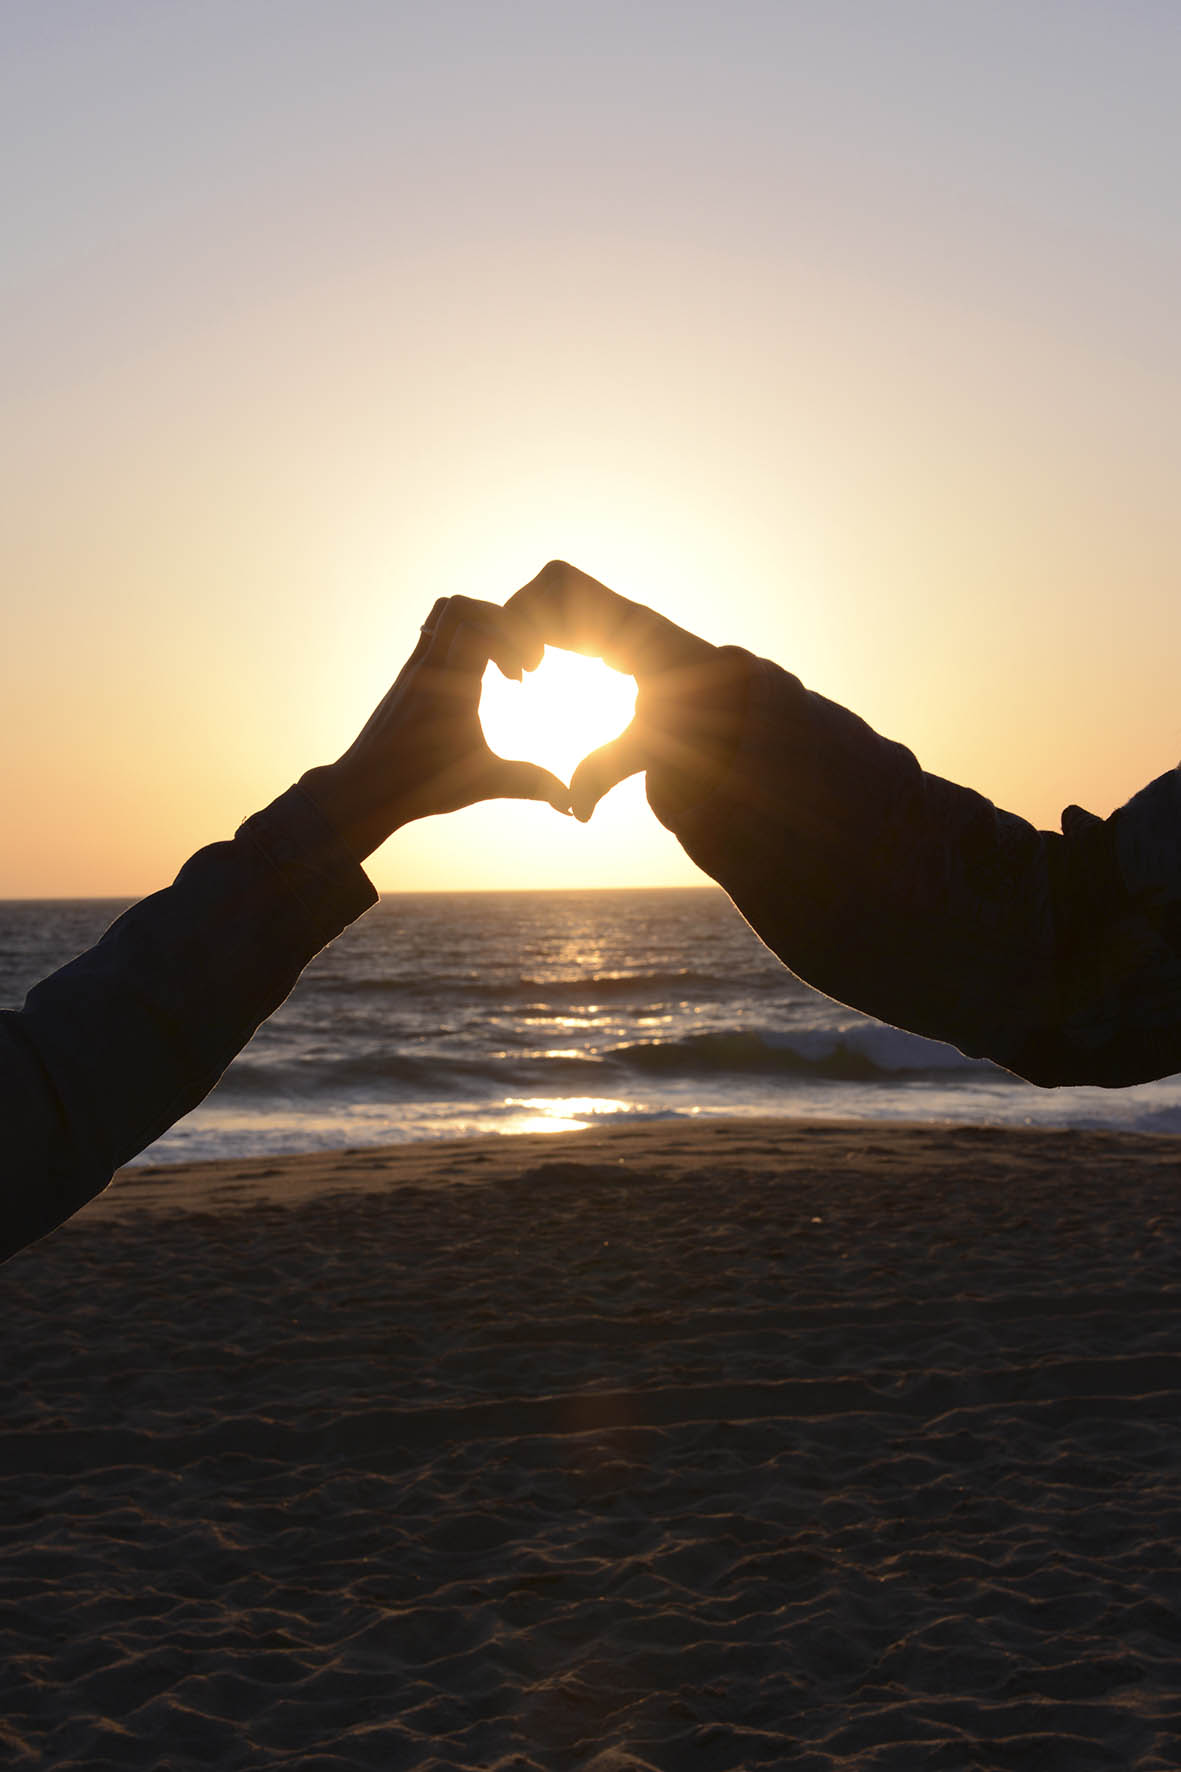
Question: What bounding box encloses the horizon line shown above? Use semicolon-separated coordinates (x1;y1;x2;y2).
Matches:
0;881;724;903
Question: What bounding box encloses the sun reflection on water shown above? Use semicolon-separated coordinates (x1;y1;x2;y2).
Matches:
505;1096;633;1134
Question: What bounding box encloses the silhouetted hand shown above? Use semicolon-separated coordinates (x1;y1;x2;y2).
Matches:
300;595;570;861
505;561;748;821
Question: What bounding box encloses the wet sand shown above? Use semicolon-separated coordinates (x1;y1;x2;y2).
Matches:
3;1117;1181;1769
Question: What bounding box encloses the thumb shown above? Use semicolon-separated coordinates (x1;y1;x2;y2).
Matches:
483;756;573;816
568;722;648;822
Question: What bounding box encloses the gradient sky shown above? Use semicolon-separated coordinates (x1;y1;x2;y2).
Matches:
3;1;1178;894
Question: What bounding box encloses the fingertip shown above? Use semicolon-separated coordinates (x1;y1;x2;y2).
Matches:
568;776;591;823
527;766;572;816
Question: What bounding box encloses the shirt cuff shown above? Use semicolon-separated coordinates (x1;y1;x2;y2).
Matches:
237;784;379;939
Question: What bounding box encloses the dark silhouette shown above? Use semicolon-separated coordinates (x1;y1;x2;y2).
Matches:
508;561;1181;1090
0;597;568;1264
9;561;1176;1263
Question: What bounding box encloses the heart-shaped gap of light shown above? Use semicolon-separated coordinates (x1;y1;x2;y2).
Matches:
479;646;637;786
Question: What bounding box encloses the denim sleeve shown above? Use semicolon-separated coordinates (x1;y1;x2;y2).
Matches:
0;786;377;1262
648;653;1181;1088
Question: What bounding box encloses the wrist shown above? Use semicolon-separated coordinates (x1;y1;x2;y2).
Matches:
297;761;412;863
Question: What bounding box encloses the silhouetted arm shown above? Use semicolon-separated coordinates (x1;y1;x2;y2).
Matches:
648;655;1181;1087
508;561;1181;1088
1;595;568;1264
0;788;376;1264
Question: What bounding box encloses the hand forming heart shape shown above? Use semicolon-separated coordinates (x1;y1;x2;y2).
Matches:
503;561;747;821
301;562;746;863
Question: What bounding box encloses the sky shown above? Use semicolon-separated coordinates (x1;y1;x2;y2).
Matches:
2;0;1178;894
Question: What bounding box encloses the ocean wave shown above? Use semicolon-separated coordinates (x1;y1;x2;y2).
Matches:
210;1052;505;1099
209;1047;607;1101
214;1021;997;1102
312;969;732;1002
606;1025;998;1082
511;969;721;998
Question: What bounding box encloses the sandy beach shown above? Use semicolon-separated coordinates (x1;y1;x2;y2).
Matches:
3;1117;1181;1769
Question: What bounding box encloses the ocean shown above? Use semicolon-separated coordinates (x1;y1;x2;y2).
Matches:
4;889;1181;1165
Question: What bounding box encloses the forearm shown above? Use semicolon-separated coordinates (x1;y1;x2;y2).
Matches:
0;785;376;1262
648;654;1181;1087
0;588;566;1265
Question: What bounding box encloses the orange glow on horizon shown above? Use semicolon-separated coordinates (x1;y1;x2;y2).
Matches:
2;7;1178;895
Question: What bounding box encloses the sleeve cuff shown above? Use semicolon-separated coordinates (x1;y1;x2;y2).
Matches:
236;784;379;939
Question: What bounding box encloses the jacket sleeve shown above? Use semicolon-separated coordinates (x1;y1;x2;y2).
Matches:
0;785;377;1262
647;651;1181;1089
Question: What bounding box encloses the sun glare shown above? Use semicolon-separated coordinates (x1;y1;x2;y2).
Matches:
479;646;638;784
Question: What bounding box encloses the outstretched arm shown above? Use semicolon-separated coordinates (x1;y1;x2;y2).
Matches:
508;562;1181;1088
0;789;376;1264
1;597;568;1263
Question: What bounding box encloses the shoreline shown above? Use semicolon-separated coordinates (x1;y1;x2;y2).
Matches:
107;1112;1181;1220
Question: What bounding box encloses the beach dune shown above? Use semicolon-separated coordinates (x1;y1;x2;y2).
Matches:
2;1118;1180;1769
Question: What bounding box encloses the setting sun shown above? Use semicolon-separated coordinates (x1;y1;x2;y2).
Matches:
4;0;1179;905
479;646;638;786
